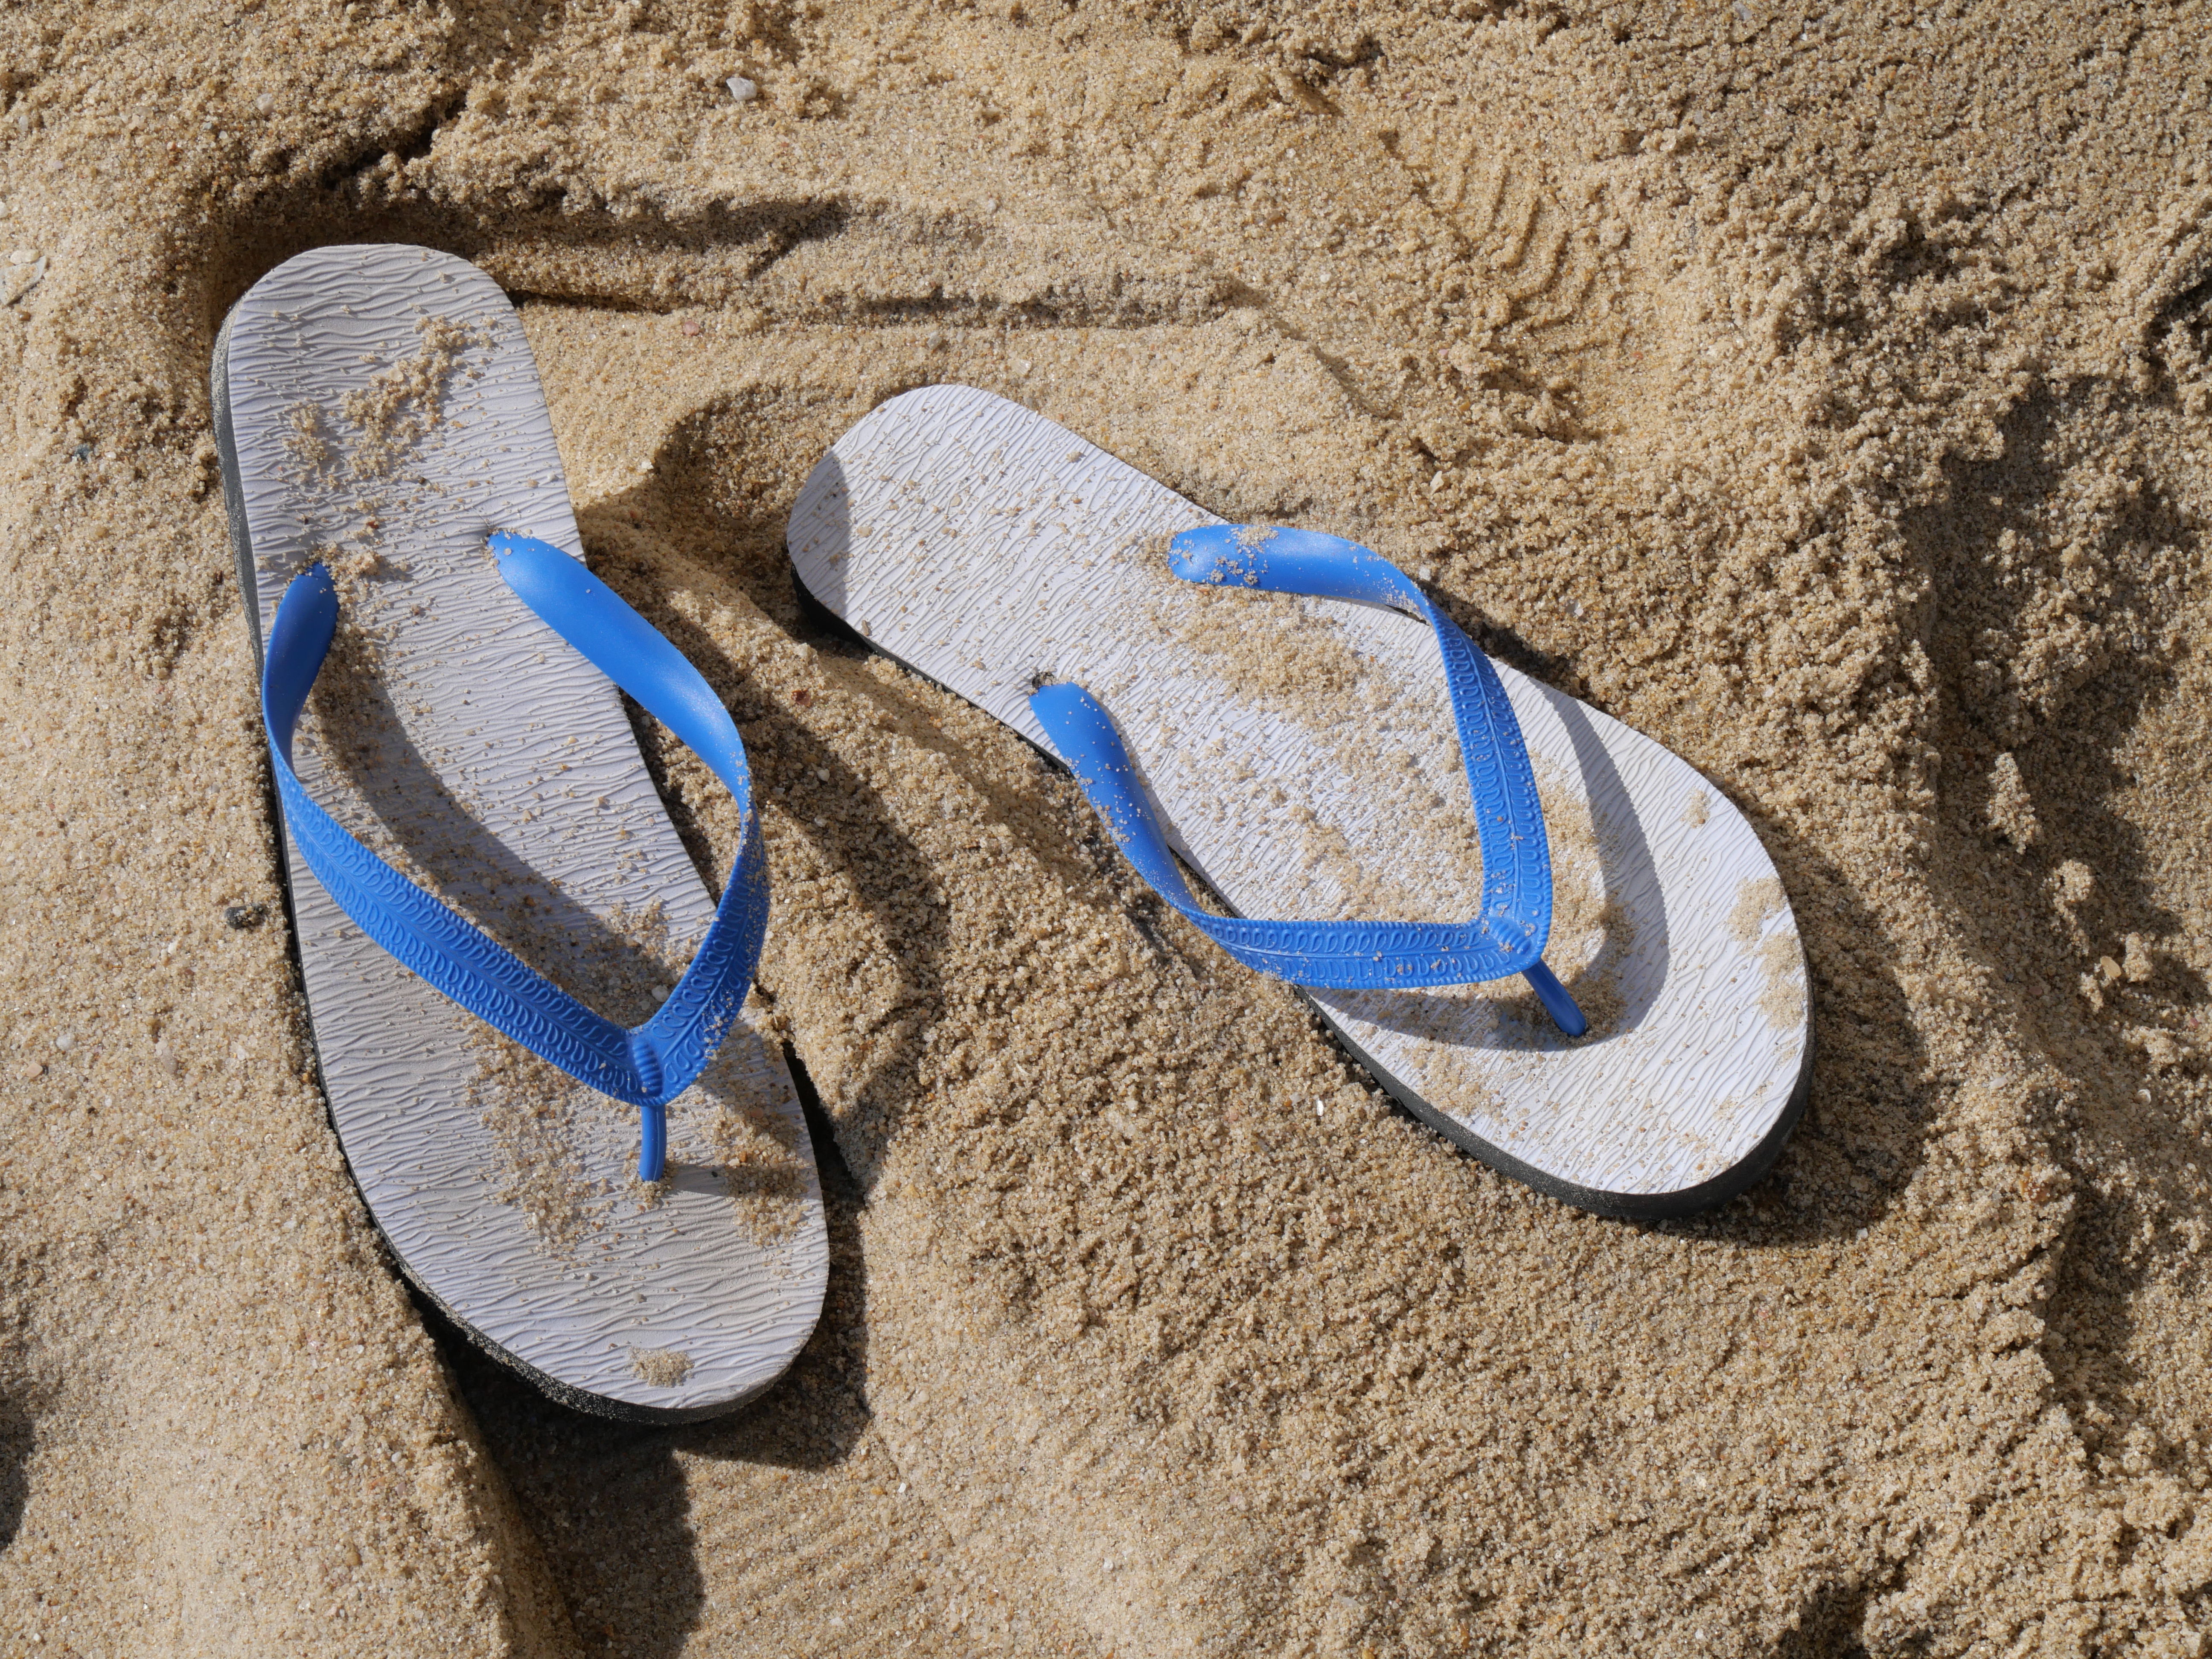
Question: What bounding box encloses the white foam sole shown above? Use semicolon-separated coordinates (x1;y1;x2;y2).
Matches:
216;244;826;1417
788;385;1810;1214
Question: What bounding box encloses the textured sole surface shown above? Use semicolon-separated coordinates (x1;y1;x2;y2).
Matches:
216;244;826;1417
789;385;1810;1212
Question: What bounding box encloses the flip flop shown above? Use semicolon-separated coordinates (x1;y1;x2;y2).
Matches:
213;244;826;1420
786;385;1811;1217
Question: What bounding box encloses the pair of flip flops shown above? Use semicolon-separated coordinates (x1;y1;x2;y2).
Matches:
216;245;1810;1420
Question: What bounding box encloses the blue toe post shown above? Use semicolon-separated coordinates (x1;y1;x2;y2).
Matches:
1029;524;1586;1034
260;536;774;1183
1521;961;1589;1038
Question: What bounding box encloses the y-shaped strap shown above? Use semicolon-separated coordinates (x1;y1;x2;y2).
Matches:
262;534;770;1180
1029;525;1586;1036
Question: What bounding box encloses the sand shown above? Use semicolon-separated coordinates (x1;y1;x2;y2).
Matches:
2;0;2209;1653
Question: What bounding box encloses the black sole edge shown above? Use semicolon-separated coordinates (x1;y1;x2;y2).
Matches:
1308;995;1815;1222
788;558;1813;1222
214;280;775;1427
398;1257;778;1426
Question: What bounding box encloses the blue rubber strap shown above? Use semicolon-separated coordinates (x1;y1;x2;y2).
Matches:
262;538;770;1180
1029;525;1585;1034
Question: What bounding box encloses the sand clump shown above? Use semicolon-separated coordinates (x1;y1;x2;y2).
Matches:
626;1346;694;1389
338;314;490;480
1;1;2210;1656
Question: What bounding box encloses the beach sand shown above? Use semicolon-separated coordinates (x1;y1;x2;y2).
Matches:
3;1;2210;1653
